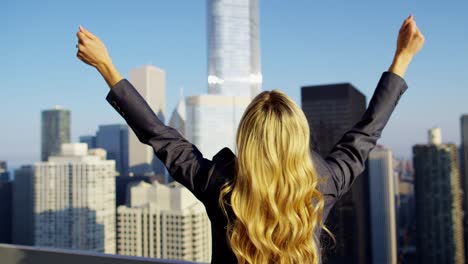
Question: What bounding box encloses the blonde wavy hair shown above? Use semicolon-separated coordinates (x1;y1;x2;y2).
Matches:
219;89;333;263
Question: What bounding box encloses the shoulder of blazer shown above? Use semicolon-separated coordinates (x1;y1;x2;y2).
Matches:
205;147;237;195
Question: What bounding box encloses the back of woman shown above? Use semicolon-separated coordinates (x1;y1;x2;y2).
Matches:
76;14;424;264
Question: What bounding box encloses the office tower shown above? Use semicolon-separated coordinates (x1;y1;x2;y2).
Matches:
12;165;35;245
79;135;96;149
368;147;397;264
14;144;117;253
413;129;465;264
117;181;211;262
128;65;166;176
186;95;250;159
301;83;370;264
41;106;71;161
169;91;186;137
96;124;129;176
461;114;468;258
0;176;12;243
207;0;262;98
0;160;9;181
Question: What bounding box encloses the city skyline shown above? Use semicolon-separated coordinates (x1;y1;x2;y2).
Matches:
2;1;468;167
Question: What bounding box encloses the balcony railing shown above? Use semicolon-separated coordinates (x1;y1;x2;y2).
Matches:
0;243;202;264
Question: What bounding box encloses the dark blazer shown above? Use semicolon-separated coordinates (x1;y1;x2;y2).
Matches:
106;71;408;263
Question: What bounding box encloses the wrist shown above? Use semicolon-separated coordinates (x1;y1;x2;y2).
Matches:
389;52;412;78
96;60;123;88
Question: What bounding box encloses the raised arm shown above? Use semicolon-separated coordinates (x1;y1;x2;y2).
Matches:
75;26;216;200
320;15;424;199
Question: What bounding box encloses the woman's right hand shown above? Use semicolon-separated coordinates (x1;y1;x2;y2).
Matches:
389;15;425;78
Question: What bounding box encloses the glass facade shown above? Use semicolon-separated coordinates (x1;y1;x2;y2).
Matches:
207;0;262;98
186;95;250;159
41;106;70;161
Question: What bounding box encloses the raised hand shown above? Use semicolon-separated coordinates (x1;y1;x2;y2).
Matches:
75;26;123;88
389;15;425;78
396;15;425;58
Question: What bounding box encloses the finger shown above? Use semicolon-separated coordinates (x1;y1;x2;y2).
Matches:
77;43;85;51
80;26;96;40
76;31;88;42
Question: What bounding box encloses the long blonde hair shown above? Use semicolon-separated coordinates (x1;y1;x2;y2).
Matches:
219;89;333;263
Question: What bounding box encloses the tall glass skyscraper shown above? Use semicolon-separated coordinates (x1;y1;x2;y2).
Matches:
96;124;129;176
41;106;70;161
207;0;262;98
301;83;370;264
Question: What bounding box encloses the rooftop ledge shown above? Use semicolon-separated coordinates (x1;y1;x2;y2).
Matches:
0;244;204;264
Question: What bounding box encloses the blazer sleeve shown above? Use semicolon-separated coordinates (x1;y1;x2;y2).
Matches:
320;71;408;199
105;79;216;199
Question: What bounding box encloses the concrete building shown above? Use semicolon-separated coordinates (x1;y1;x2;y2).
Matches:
368;147;397;264
413;128;465;264
301;82;370;264
0;176;12;243
117;182;211;262
41;106;70;161
207;0;262;98
13;144;117;254
128;65;166;176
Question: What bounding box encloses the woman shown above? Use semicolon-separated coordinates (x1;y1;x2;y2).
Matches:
76;15;424;264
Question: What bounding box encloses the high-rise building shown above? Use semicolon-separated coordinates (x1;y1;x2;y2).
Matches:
186;95;250;159
41;106;71;161
0;176;12;243
117;181;211;262
79;135;96;149
207;0;262;98
301;83;370;264
413;128;465;264
128;65;166;176
461;114;468;258
14;144;117;253
0;160;9;181
12;165;35;245
96;124;129;176
169;91;186;138
368;146;397;264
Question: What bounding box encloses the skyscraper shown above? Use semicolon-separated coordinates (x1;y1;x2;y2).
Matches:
186;94;250;159
12;165;35;246
169;91;186;138
117;181;211;262
301;83;370;264
0;173;12;243
413;128;465;264
0;160;9;181
96;124;129;176
14;144;117;253
41;106;70;161
185;0;263;161
79;135;96;149
207;0;262;98
461;114;468;258
128;65;166;176
368;146;397;264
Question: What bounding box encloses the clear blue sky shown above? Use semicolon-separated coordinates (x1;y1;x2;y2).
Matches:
2;0;467;168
